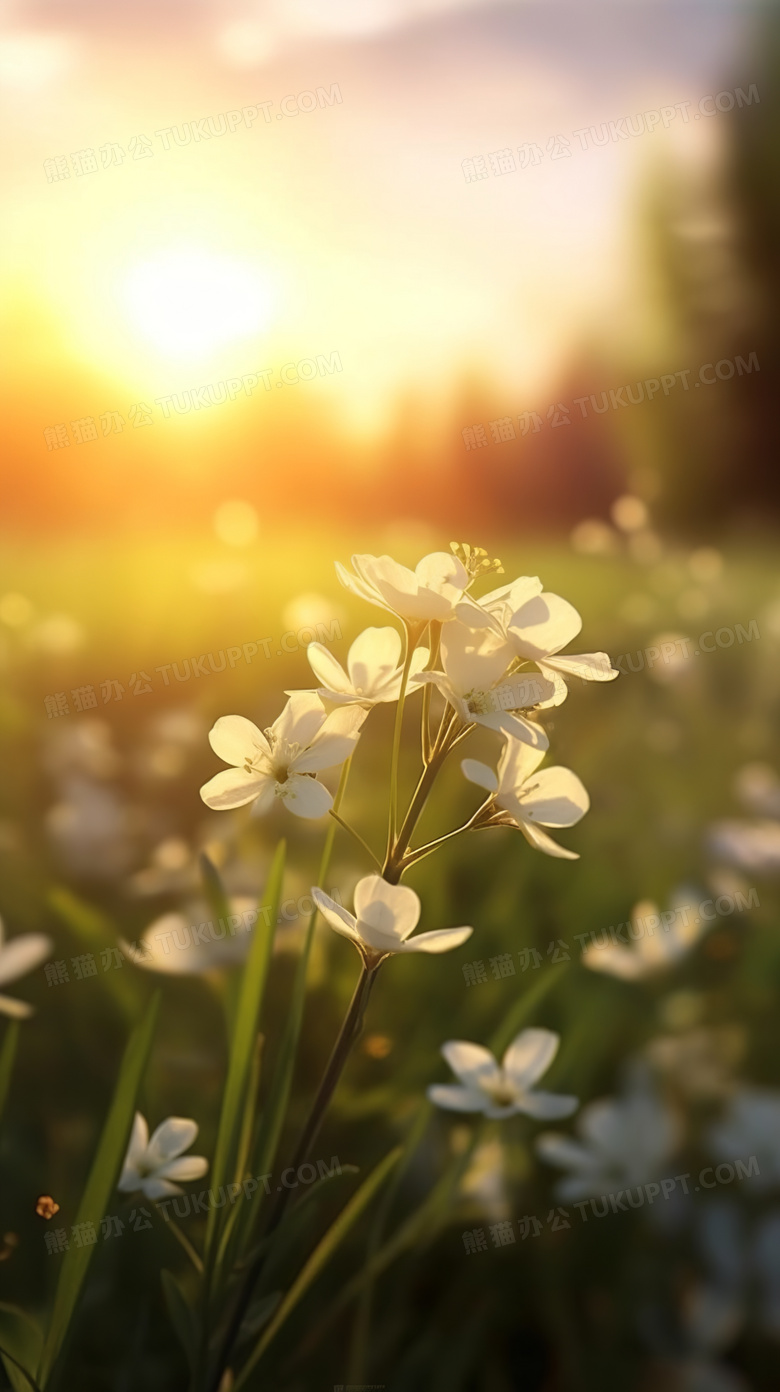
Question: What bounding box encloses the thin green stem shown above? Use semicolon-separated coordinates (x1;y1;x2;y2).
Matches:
383;708;465;883
386;622;423;858
401;799;491;868
160;1212;204;1276
420;621;441;764
329;810;381;869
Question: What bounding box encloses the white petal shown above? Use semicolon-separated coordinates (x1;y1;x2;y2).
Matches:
415;551;468;593
441;1040;500;1090
354;875;420;941
498;673;556;709
291;731;360;774
280;775;333;819
394;926;473;954
117;1166;144;1194
0;933;53;986
143;1176;183;1200
502;1028;560;1090
272;692;327;749
440;622;513;696
200;767;274;811
535;1134;601;1172
126;1111;150;1162
497;737;545;793
346;626;402;692
517;766;590;827
452;593;505;633
311;888;360;942
427;1084;489;1113
582;945;647;981
518;1090;579;1120
508;592;582;661
306;644;353;695
156;1155;209;1183
146;1116;198;1167
0;995;34;1019
482;575;543;614
461;759;499;794
335;558;387;609
208;715;271;767
517;819;580;859
543;651;619;682
535;664;570;708
121;916;192;976
579;1099;628;1158
478;710;548;751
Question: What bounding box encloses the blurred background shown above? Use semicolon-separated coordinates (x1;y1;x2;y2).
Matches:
1;0;780;1388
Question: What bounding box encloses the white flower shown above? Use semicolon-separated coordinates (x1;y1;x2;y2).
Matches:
582;896;710;981
121;896;258;975
335;551;492;626
708;1088;780;1191
462;737;589;859
427;1028;578;1121
301;626;429;707
200;694;365;820
415;621;553;749
536;1073;680;1200
486;583;618;701
118;1112;208;1201
311;874;472;965
708;819;780;875
0;917;53;1019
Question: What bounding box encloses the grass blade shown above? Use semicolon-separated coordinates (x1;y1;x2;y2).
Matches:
234;1146;401;1388
489;962;571;1056
0;1023;19;1125
161;1271;198;1372
204;841;285;1268
37;991;161;1387
0;1304;43;1392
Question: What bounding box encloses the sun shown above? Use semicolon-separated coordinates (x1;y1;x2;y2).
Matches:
120;248;277;360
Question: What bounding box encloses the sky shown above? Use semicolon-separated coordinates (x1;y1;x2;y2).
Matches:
0;0;755;511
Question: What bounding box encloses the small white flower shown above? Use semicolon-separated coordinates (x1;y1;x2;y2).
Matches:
200;693;365;820
708;1087;780;1191
311;874;472;965
0;917;53;1019
427;1028;578;1121
582;896;710;981
462;736;589;860
491;585;618;700
536;1072;680;1200
121;896;258;975
335;551;492;626
300;626;429;708
708;819;780;875
118;1112;209;1201
415;621;553;749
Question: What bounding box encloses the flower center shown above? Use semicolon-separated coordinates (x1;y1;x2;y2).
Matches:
483;1078;517;1107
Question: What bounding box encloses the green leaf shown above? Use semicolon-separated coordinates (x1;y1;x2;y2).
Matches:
205;842;286;1270
234;1147;401;1388
37;992;160;1387
199;850;232;930
47;887;138;1021
47;888;114;947
0;1023;19;1125
0;1304;43;1392
161;1271;198;1372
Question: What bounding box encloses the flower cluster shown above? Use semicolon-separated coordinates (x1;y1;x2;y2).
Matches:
200;545;617;862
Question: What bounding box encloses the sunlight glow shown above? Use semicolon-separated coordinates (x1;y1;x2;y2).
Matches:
120;249;277;359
